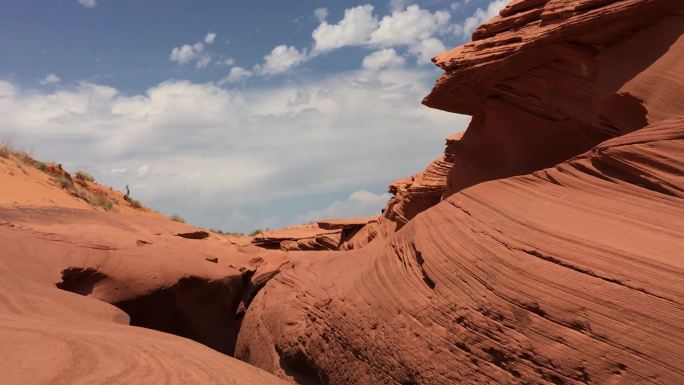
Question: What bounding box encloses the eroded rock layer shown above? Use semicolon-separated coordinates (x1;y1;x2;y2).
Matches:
251;217;377;251
237;118;684;385
0;207;288;384
425;0;684;194
236;1;684;384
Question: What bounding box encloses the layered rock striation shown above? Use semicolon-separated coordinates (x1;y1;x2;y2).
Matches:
235;1;684;384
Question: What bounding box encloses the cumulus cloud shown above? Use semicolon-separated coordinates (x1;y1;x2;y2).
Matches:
312;5;378;53
247;2;491;78
313;7;329;22
78;0;96;8
0;69;467;232
408;37;446;63
170;32;217;68
255;45;308;75
204;32;216;44
216;58;236;66
362;48;405;70
295;190;390;223
39;73;61;85
231;1;504;79
370;5;450;47
170;42;204;65
453;0;507;39
389;0;409;12
308;4;453;66
222;66;253;83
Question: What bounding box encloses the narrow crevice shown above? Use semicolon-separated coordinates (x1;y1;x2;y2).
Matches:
414;250;436;290
56;267;108;295
276;346;328;385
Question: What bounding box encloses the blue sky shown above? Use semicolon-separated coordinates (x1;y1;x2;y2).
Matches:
0;0;505;232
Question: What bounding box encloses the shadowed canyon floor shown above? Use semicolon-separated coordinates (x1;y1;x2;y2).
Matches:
1;0;683;384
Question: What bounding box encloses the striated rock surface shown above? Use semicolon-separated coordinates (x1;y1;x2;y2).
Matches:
0;206;290;384
236;1;684;384
251;217;377;251
236;118;684;385
425;0;684;194
384;133;462;230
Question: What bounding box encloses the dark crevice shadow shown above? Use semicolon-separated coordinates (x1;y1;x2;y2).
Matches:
56;267;108;295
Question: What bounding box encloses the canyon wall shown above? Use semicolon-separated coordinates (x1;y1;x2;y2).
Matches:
235;1;684;384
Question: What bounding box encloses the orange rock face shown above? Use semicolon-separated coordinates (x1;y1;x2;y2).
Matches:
235;1;684;384
1;1;683;385
251;217;378;251
0;169;289;383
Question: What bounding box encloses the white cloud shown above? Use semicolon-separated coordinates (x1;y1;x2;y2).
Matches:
170;42;204;65
454;0;507;39
389;0;409;12
222;66;253;83
0;69;467;232
308;4;453;67
312;5;378;53
78;0;96;8
204;32;216;45
295;190;391;223
195;55;212;69
409;37;446;63
137;164;150;177
170;33;217;67
362;49;405;70
256;45;307;75
216;58;236;66
39;73;61;85
370;5;450;47
110;168;127;174
313;7;329;22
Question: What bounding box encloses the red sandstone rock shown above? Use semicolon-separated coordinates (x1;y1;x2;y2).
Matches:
251;218;377;251
236;118;684;385
1;1;683;385
235;1;684;384
0;204;288;384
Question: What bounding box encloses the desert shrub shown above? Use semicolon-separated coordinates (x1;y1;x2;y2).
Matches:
75;170;95;183
72;186;90;200
249;229;263;236
0;141;14;158
127;197;143;209
34;162;46;171
14;150;33;164
89;193;114;211
170;214;186;223
56;177;74;189
0;141;34;164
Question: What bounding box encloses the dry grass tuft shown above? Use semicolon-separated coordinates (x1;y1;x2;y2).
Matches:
75;170;95;183
249;229;264;236
0;140;14;159
126;197;143;209
170;214;186;223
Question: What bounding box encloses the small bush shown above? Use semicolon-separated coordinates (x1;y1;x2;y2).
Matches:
56;177;74;189
249;229;263;236
14;150;33;164
35;162;46;171
89;193;114;211
0;141;14;158
75;170;95;183
72;186;90;200
127;197;143;209
170;214;186;223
